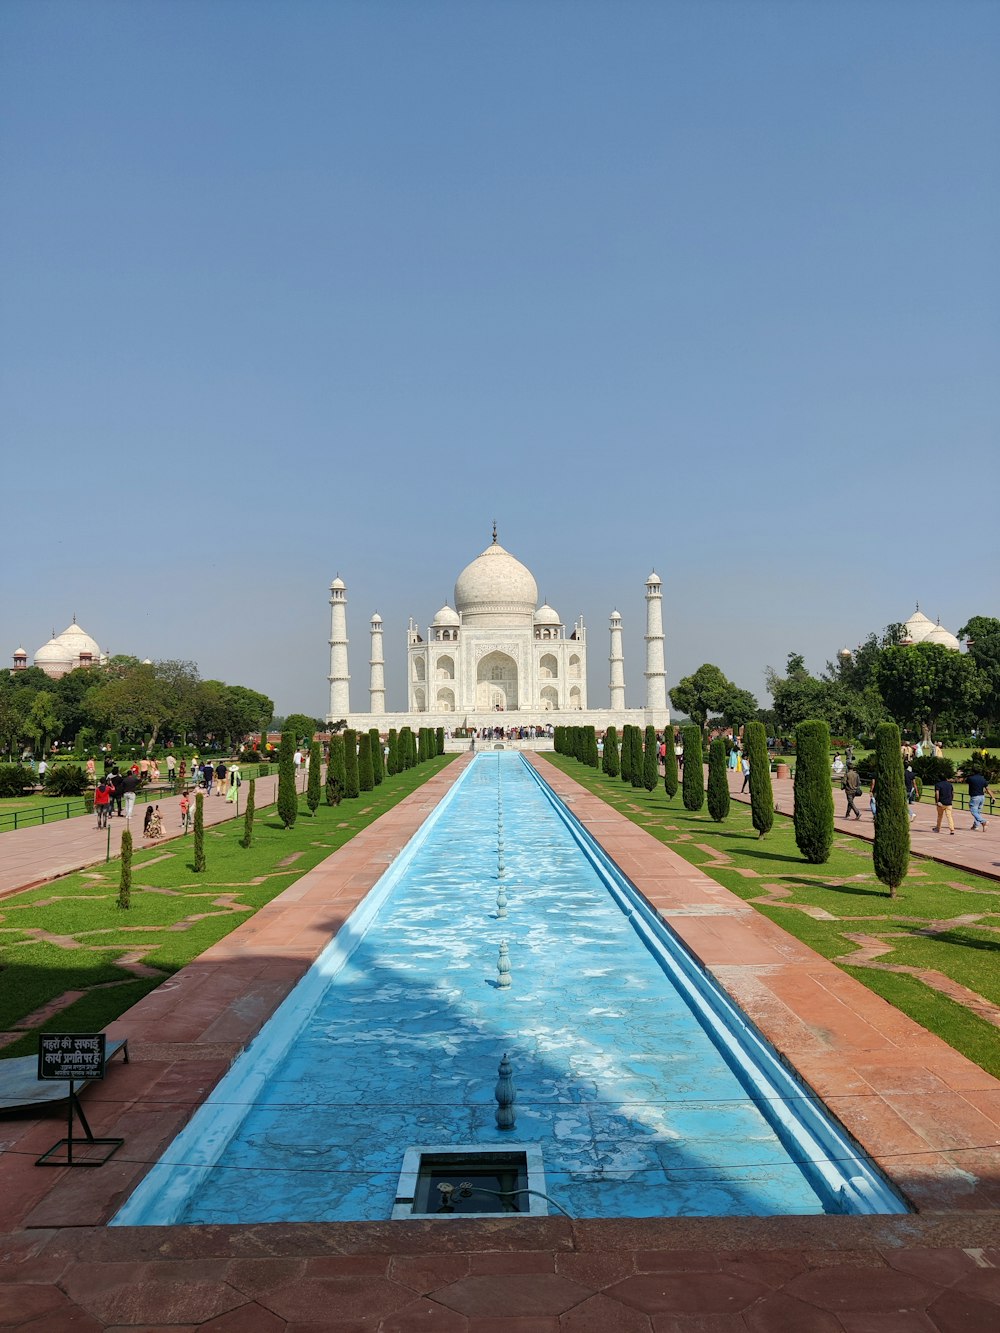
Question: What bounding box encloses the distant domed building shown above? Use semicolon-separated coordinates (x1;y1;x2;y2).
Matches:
326;528;670;733
11;618;108;679
899;605;961;652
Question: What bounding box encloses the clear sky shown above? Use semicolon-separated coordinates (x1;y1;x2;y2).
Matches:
2;0;997;717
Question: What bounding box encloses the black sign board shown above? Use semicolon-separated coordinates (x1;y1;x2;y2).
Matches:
37;1033;106;1082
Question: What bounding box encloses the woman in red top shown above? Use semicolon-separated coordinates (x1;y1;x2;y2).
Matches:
94;779;111;829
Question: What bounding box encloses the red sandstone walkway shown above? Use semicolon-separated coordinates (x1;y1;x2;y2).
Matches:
727;768;1000;881
1;755;999;1330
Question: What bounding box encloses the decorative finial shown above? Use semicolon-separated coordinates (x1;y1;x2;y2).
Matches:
492;520;498;544
495;1052;516;1130
497;939;511;987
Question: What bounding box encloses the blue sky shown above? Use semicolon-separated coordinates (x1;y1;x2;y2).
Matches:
2;0;997;717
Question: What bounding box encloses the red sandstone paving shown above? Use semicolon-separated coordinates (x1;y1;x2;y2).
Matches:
4;757;1000;1326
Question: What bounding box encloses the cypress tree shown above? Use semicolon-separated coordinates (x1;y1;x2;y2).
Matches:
603;727;620;777
397;727;409;769
873;721;910;897
306;741;321;814
619;726;632;784
416;728;425;763
193;791;207;869
240;777;256;846
343;729;360;797
584;726;596;768
325;736;345;805
794;720;834;863
358;731;374;791
707;737;731;822
117;829;133;908
277;731;298;828
369;728;384;785
435;726;443;755
643;725;658;792
745;721;774;838
631;724;644;788
663;728;679;799
682;725;704;811
407;728;417;768
387;729;399;775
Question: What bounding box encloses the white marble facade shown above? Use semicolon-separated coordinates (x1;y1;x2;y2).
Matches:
328;532;670;732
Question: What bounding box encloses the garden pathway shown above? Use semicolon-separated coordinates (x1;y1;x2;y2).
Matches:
0;774;282;900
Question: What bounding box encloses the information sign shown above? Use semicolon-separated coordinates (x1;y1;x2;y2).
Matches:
37;1033;107;1082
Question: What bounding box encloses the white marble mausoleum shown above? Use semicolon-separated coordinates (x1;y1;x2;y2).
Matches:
327;531;670;734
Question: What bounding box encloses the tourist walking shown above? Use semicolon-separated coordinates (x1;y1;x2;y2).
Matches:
121;770;139;822
226;764;241;804
86;756;96;783
740;756;751;793
933;774;955;835
843;766;862;820
202;760;214;794
179;790;190;830
166;753;176;783
967;770;994;831
215;760;227;796
110;770;124;817
904;765;918;821
94;778;112;829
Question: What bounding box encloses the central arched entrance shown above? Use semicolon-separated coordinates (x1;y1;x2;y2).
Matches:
476;650;518;711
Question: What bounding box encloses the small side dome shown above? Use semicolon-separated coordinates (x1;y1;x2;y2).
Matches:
370;612;383;625
433;603;460;627
35;637;70;665
330;577;346;591
646;571;662;587
13;646;27;659
923;623;960;651
534;603;561;626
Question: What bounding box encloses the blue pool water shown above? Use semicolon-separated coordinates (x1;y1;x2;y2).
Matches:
113;753;905;1224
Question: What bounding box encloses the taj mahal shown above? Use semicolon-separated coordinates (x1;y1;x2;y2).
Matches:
327;530;671;734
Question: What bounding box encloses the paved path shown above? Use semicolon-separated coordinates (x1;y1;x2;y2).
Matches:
2;755;999;1329
0;775;282;899
728;768;1000;881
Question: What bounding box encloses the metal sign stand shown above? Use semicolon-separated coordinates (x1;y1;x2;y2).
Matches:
35;1033;124;1167
36;1081;124;1167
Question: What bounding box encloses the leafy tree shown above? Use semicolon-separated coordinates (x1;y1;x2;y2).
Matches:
306;740;322;814
117;830;133;908
642;725;658;792
793;720;834;863
872;722;909;897
358;731;374;791
283;713;322;746
745;721;774;838
240;778;256;847
89;665;171;749
277;731;298;828
325;735;345;805
707;737;730;822
670;664;738;735
369;728;384;784
343;729;360;797
959;616;1000;730
24;690;63;756
603;727;619;778
662;728;678;799
721;688;759;731
681;725;704;811
193;792;207;871
765;654;835;733
874;643;983;747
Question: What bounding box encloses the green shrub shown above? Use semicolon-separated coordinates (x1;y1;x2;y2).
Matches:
358;731;374;791
681;726;704;811
84;790;95;814
344;729;360;796
325;735;345;805
662;729;678;800
793;720;834;863
44;764;89;796
957;750;1000;782
306;740;321;814
370;728;384;784
277;731;298;828
117;830;133;909
193;793;206;872
240;778;256;847
603;727;620;778
436;726;445;755
643;726;658;792
745;721;774;838
873;722;909;897
0;765;35;797
707;738;730;822
911;755;956;783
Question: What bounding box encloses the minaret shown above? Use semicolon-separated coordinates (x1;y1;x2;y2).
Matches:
369;613;385;714
328;577;350;719
644;571;668;713
609;611;625;710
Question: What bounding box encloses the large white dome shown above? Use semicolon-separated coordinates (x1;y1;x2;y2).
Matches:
56;620;103;659
454;538;538;628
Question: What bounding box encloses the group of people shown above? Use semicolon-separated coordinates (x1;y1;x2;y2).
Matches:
92;767;142;827
841;763;993;834
91;755;241;836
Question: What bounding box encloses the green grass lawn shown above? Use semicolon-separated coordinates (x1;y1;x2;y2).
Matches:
546;755;1000;1079
0;757;455;1059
